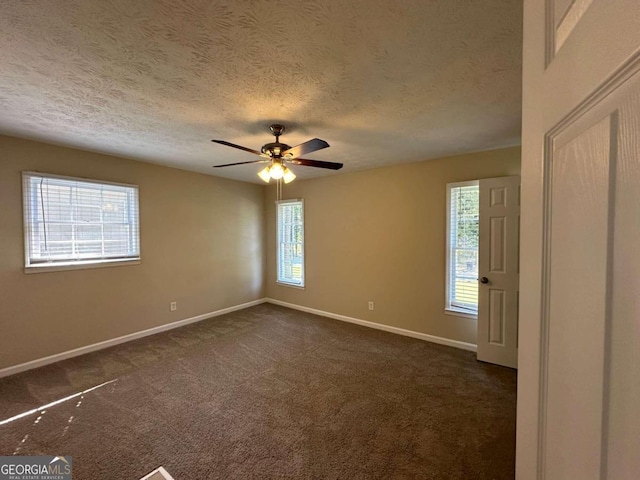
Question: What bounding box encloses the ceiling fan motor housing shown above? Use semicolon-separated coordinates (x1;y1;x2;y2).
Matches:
261;142;291;158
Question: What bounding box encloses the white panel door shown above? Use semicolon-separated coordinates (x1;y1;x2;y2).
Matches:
518;0;640;478
542;69;640;480
477;176;520;369
545;113;612;480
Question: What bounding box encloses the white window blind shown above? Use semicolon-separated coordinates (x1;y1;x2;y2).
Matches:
277;199;304;287
446;181;479;314
22;172;140;269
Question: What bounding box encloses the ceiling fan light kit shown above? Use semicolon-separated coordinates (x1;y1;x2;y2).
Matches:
258;163;296;183
211;124;343;184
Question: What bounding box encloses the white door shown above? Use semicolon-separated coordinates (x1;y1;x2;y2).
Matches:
518;1;640;479
477;175;520;369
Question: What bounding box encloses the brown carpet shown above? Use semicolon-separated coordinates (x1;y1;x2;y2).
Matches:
0;304;516;479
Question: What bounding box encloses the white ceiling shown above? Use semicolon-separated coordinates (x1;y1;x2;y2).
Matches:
0;0;522;184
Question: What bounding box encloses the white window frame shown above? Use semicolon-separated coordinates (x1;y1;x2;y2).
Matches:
445;180;479;319
22;171;141;273
276;199;305;288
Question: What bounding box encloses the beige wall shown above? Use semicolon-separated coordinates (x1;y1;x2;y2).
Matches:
0;136;265;369
0;137;519;370
265;147;521;345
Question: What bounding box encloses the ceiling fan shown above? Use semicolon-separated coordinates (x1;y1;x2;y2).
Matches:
212;124;343;183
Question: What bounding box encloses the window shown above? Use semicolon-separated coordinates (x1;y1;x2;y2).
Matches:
277;199;304;287
446;180;479;317
22;172;140;271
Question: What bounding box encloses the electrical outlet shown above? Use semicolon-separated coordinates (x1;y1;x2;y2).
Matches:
170;302;177;312
368;301;374;311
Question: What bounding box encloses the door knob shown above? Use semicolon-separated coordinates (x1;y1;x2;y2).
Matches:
480;277;489;284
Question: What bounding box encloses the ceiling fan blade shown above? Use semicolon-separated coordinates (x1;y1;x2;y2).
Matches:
211;139;266;157
288;158;343;170
281;138;329;159
213;160;268;168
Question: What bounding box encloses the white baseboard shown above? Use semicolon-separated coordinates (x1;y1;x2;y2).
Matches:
266;298;477;352
0;298;268;379
0;297;475;379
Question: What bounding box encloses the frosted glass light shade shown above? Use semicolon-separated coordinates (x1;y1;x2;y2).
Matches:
283;167;296;184
257;166;271;183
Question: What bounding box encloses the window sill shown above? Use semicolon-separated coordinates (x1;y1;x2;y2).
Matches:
444;308;478;320
25;258;140;274
276;281;305;290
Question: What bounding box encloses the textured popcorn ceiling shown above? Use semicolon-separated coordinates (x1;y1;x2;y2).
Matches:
0;0;522;183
